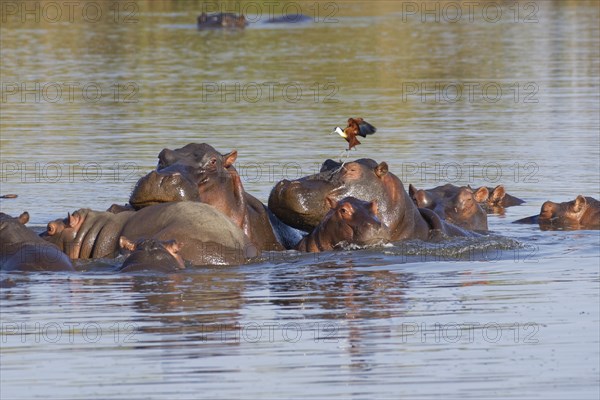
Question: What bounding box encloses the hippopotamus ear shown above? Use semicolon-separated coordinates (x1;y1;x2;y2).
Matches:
325;195;338;209
119;236;137;252
408;184;418;198
489;185;505;202
573;195;587;212
46;221;58;236
223;150;238;168
158;148;177;168
474;187;490;203
375;162;388;178
18;211;30;225
413;190;431;208
67;212;81;228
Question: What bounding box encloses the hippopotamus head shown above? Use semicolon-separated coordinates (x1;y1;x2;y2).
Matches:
297;197;391;252
468;185;525;213
197;12;247;29
409;184;488;231
537;196;600;230
118;236;185;273
41;211;82;258
514;195;599;230
0;211;32;248
0;211;29;226
269;158;406;234
129;143;237;210
41;208;133;259
1;212;74;272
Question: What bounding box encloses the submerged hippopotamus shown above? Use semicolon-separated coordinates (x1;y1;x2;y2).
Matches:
118;237;185;273
1;212;73;272
197;13;247;29
42;202;257;266
296;197;391;252
269;159;473;241
514;195;600;230
408;184;488;231
129;143;302;251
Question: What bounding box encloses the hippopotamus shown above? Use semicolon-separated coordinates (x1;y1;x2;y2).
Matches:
1;212;74;272
197;13;247;29
129;143;302;251
269;158;473;241
514;195;600;230
408;184;488;231
42;202;257;265
296;197;391;252
468;185;525;213
118;237;185;273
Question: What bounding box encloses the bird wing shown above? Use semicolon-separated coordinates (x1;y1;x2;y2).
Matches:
353;118;377;137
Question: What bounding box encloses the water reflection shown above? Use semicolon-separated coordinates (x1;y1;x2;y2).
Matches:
123;270;247;344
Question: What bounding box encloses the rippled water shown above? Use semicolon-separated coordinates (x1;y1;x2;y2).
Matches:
1;1;599;399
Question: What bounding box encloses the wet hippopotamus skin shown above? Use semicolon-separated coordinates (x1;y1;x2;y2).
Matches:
514;195;600;230
128;167;200;208
129;143;302;251
269;158;474;241
296;197;391;252
42;202;257;266
118;237;185;273
197;13;247;29
1;212;74;272
408;184;489;231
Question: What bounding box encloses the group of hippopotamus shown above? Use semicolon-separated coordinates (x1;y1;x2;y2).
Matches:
1;142;599;273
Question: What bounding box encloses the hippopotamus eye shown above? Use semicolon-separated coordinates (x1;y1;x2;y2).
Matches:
210;158;217;165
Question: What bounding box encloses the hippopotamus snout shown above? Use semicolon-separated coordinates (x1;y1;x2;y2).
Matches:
268;178;337;232
130;170;200;209
353;209;391;245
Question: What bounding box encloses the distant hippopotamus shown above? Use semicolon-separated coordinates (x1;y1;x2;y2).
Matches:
408;184;489;231
42;202;257;266
196;12;311;29
129;143;303;251
197;13;247;29
118;237;185;273
1;212;73;272
514;195;600;230
296;197;391;252
269;159;474;241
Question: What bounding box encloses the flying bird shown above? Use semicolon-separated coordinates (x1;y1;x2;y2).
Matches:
332;118;377;151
